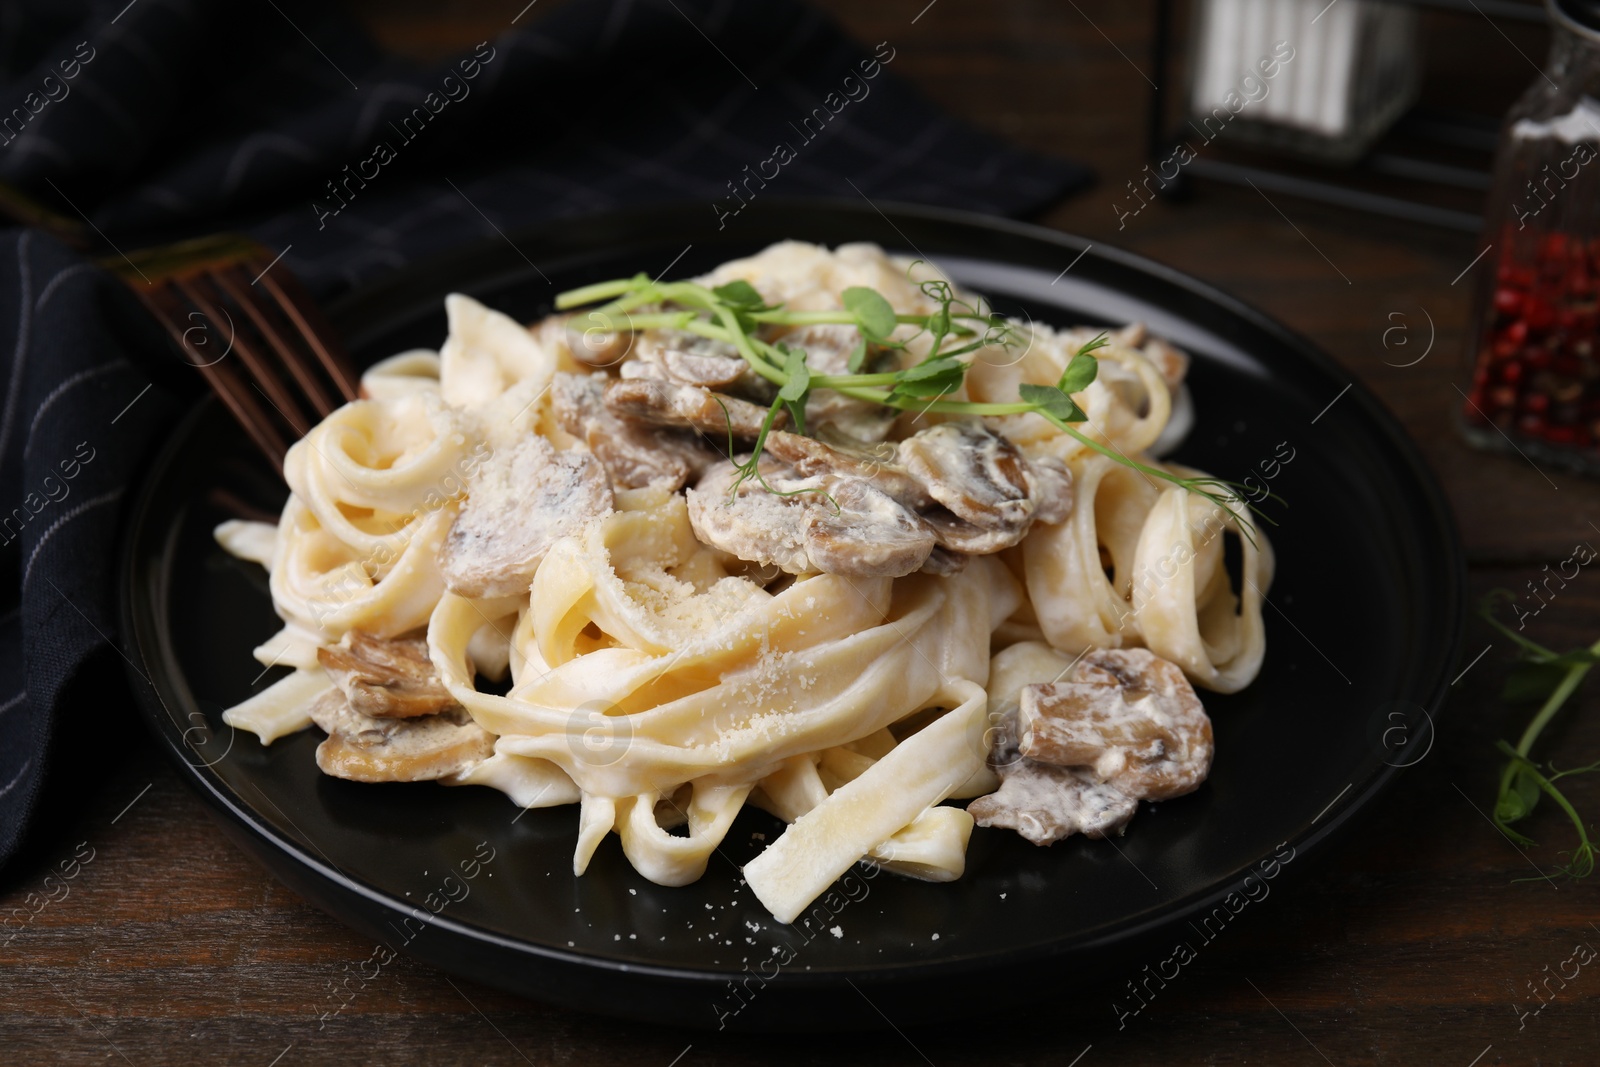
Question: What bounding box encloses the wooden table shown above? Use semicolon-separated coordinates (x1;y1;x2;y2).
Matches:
8;2;1599;1063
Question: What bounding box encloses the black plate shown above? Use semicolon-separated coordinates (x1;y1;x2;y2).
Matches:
120;199;1464;1031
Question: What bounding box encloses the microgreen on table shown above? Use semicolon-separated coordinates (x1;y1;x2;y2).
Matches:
1482;592;1600;880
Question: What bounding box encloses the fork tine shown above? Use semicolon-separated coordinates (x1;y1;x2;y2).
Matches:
175;274;314;439
252;260;360;403
207;357;293;475
108;233;357;469
212;264;340;419
131;282;290;471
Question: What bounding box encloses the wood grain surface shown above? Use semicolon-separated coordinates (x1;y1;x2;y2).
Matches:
7;2;1600;1064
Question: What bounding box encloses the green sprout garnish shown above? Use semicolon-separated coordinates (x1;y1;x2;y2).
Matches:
1481;592;1600;881
554;269;1260;537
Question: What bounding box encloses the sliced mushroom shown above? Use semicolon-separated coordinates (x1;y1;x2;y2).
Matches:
901;421;1034;529
1020;648;1211;801
1110;323;1188;387
968;646;1210;846
900;421;1073;552
309;689;494;783
534;311;634;368
685;459;816;574
918;545;969;576
603;377;777;439
550;372;714;491
686;459;936;577
774;324;860;372
917;509;1018;556
439;433;613;598
968;651;1139;844
778;325;900;443
967;762;1139;844
550;368;607;429
616;360;659;381
633;330;748;387
808;397;901;445
763;430;929;507
802;479;936;578
317;631;455;719
1143;336;1189;392
1029;454;1074;525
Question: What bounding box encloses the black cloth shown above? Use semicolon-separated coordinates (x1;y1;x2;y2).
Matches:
0;0;1090;869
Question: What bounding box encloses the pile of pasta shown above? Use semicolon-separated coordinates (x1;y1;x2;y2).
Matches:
216;242;1272;924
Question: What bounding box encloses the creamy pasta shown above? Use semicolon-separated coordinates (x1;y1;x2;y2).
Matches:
216;242;1271;923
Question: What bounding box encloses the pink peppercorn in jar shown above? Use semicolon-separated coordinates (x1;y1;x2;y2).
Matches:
1462;0;1600;469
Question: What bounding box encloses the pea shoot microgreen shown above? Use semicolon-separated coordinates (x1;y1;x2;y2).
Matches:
554;270;1260;535
1480;592;1600;880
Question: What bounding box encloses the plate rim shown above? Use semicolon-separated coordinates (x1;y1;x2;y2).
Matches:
118;197;1467;993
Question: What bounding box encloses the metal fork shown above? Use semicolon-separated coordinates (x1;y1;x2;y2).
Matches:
106;234;360;473
0;180;358;471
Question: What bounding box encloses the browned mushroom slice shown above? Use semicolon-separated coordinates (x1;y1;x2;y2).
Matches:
901;421;1034;530
918;509;1025;556
918;545;969;576
533;311;634;368
967;762;1138;844
663;349;747;387
633;330;748;387
1029;454;1074;525
801;479;936;578
764;430;929;507
778;325;900;443
774;324;862;372
901;421;1074;553
317;631;455;719
439;433;613;598
309;690;494;783
603;377;778;439
1144;336;1189;391
686;460;936;577
808;396;900;445
1020;648;1212;800
550;372;714;491
685;459;816;574
550;369;614;436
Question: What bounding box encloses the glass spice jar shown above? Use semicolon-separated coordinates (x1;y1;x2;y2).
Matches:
1462;0;1600;470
